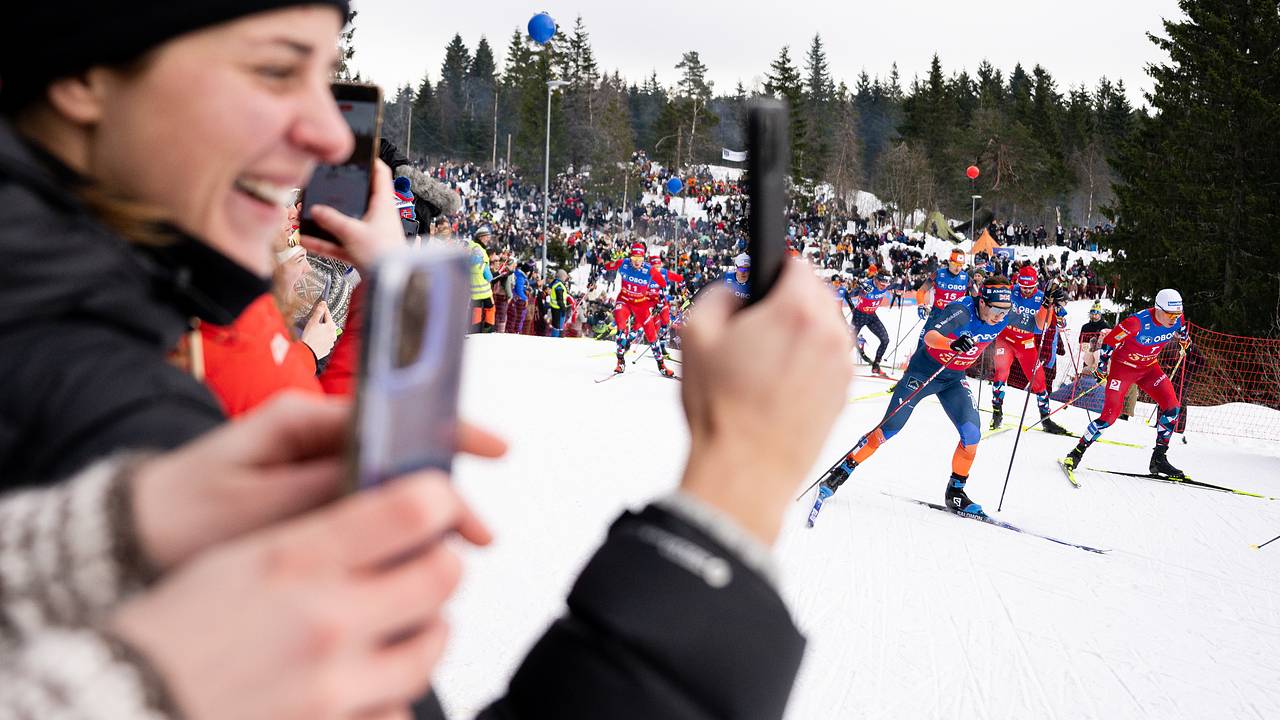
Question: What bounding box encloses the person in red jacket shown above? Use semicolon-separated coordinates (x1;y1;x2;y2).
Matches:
648;251;684;358
199;162;405;415
602;242;673;376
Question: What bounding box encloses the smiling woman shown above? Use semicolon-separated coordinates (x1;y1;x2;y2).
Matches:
0;1;353;487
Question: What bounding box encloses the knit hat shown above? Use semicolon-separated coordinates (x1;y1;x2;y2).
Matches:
393;176;415;221
2;1;351;113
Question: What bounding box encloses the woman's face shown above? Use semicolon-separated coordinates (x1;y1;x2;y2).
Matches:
88;7;351;275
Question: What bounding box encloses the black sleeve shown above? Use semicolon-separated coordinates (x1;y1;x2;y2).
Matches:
0;324;225;490
477;506;805;720
378;138;411;170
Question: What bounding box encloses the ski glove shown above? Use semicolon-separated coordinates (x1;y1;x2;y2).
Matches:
949;334;976;353
1041;286;1068;307
1093;361;1109;383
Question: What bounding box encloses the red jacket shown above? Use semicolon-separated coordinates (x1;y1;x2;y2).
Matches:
199;290;362;417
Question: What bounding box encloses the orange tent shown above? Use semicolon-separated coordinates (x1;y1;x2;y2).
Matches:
971;228;1000;257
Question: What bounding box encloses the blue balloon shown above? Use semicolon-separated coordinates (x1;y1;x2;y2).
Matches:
527;12;557;44
666;177;683;194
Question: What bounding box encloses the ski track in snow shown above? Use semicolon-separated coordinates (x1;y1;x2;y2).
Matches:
436;303;1280;720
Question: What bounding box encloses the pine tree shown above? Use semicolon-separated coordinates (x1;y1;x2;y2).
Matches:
826;87;863;210
335;11;358;80
560;16;601;169
976;60;1004;108
671;51;718;165
764;46;808;178
438;34;473;157
410;72;441;158
803;34;835;180
382;84;414;156
1105;0;1280;336
469;37;499;162
588;74;637;199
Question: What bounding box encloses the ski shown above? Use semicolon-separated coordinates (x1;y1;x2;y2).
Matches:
858;371;897;380
595;371;625;384
848;389;892;403
983;424;1015;440
981;423;1141;449
886;494;1107;554
1083;467;1276;500
1057;458;1082;488
1048;430;1141;448
805;486;832;528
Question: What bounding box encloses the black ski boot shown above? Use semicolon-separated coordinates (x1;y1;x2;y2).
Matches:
1062;443;1086;470
820;458;858;496
990;409;1004;430
944;473;984;515
871;361;883;376
1039;415;1070;435
1149;445;1186;479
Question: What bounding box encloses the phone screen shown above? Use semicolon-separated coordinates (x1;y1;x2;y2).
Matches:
303;96;378;222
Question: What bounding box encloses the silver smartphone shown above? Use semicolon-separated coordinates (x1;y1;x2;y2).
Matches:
349;247;471;490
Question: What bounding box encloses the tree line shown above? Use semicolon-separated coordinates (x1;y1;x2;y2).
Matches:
359;0;1278;336
375;16;1137;229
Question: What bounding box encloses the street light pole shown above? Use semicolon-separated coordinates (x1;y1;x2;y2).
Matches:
971;194;982;247
542;79;568;277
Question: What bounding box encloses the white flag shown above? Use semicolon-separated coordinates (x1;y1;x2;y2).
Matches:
721;148;748;162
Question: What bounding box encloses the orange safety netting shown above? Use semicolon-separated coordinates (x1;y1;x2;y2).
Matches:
1054;322;1280;442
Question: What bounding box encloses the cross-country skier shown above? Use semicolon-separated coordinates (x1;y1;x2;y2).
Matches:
1062;289;1191;478
649;252;684;358
917;248;970;342
602;242;675;377
847;270;896;376
724;253;751;299
989;265;1070;433
811;275;1015;522
919;248;970;318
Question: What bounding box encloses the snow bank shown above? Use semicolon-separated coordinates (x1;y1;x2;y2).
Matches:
436;332;1280;720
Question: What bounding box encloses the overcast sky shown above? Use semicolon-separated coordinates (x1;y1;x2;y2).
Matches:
349;0;1182;106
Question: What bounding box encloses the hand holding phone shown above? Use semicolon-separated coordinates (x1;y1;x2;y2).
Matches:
300;82;383;246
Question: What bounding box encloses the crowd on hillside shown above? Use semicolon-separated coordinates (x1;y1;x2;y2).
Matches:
413;153;1112;342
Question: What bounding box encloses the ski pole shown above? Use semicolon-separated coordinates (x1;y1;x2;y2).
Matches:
1023;379;1102;432
890;299;905;371
997;319;1057;512
1253;532;1280;550
1063;333;1091;423
887;315;924;361
796;352;961;501
1174;346;1190;442
1146;348;1182;422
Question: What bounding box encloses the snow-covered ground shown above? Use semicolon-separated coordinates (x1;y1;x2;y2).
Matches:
437;307;1280;719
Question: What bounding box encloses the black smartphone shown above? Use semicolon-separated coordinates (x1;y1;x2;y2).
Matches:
349;247;471;490
300;82;383;244
745;98;789;307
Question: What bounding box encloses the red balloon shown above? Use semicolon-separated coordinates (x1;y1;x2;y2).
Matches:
966;165;980;180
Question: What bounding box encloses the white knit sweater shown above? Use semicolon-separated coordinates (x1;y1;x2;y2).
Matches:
0;459;172;719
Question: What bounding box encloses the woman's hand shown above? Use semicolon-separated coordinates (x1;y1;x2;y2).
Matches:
300;160;405;272
677;261;853;545
131;393;508;573
300;301;337;360
113;472;487;720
